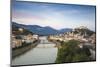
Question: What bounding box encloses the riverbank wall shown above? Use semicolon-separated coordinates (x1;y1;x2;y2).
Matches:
12;40;40;59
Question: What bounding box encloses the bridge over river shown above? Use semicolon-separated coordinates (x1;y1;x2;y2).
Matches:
12;36;58;65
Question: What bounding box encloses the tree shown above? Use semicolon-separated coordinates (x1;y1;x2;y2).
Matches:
56;40;91;63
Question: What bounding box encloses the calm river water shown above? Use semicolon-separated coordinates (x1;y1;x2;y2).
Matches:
12;36;58;65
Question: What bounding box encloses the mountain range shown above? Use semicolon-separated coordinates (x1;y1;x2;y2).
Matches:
12;22;72;36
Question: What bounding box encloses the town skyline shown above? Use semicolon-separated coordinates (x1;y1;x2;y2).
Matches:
12;1;96;31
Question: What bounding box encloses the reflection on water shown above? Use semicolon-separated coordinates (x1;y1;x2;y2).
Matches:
12;36;58;65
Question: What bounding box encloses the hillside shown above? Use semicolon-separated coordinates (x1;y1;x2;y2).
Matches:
73;27;95;37
12;22;33;35
12;22;72;36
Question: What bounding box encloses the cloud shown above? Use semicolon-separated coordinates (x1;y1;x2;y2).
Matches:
12;1;95;31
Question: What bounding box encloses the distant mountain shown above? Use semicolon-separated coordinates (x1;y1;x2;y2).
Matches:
12;22;72;36
26;26;59;36
59;28;72;33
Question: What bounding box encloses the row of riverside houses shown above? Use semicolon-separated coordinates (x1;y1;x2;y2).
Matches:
49;26;96;44
12;28;39;49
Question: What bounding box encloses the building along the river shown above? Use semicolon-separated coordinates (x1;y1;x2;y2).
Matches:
49;31;88;42
12;34;39;49
12;35;22;48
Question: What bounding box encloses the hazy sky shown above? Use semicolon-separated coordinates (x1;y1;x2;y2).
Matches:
12;1;96;31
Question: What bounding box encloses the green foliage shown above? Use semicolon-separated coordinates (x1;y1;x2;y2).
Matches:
56;40;91;63
72;53;89;62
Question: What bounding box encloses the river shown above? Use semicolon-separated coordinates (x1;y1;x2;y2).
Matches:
12;36;58;65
